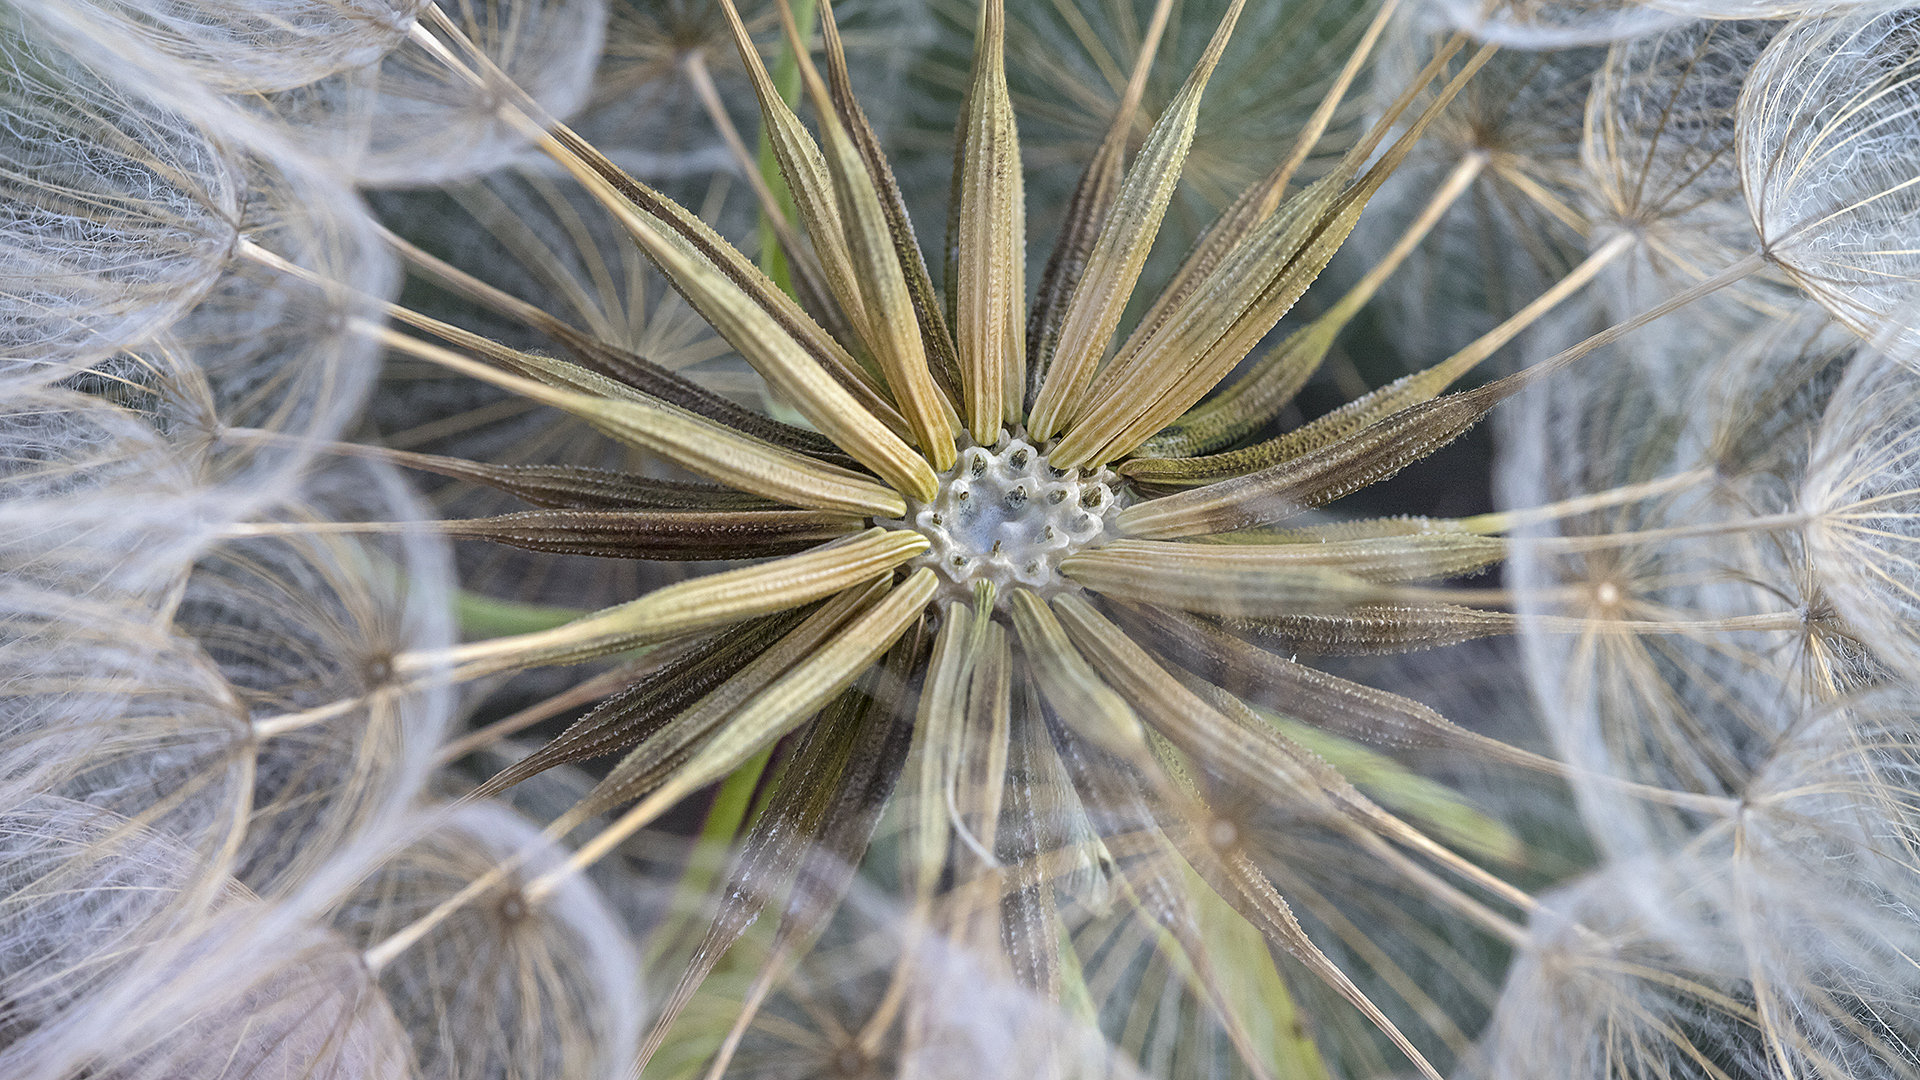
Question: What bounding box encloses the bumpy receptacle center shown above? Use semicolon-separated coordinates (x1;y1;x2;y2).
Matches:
883;432;1120;604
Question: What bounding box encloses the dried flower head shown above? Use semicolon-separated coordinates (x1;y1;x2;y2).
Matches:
7;0;1920;1077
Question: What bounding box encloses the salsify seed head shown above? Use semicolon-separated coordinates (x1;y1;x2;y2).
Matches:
9;1;1920;1079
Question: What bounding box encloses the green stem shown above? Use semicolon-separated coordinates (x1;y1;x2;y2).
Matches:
454;589;590;638
643;744;777;970
698;742;776;851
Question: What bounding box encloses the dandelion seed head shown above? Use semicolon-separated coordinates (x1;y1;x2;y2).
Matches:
2;17;399;586
1476;866;1771;1080
1500;309;1872;863
1484;681;1920;1079
332;801;640;1080
44;0;424;93
1356;38;1595;369
0;454;453;910
1580;19;1797;325
1739;9;1920;358
0;386;211;600
1803;345;1920;678
1433;0;1686;50
273;0;609;187
0;796;412;1080
0;19;241;381
86;918;415;1080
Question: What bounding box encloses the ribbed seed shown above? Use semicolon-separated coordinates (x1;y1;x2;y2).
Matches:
1007;588;1150;764
952;0;1025;441
1055;45;1497;468
566;567;938;855
815;2;968;412
1060;547;1387;618
397;529;928;679
574;580;890;817
716;0;874;355
532;137;940;502
427;508;864;561
378;330;908;518
1116;372;1531;538
544;124;901;430
1087;535;1507;585
1024;0;1247;441
785;4;958;469
470;610;815;799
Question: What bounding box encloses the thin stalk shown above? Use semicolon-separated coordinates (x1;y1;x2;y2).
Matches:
1453;469;1715;532
1512;512;1810;552
437;661;648;764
